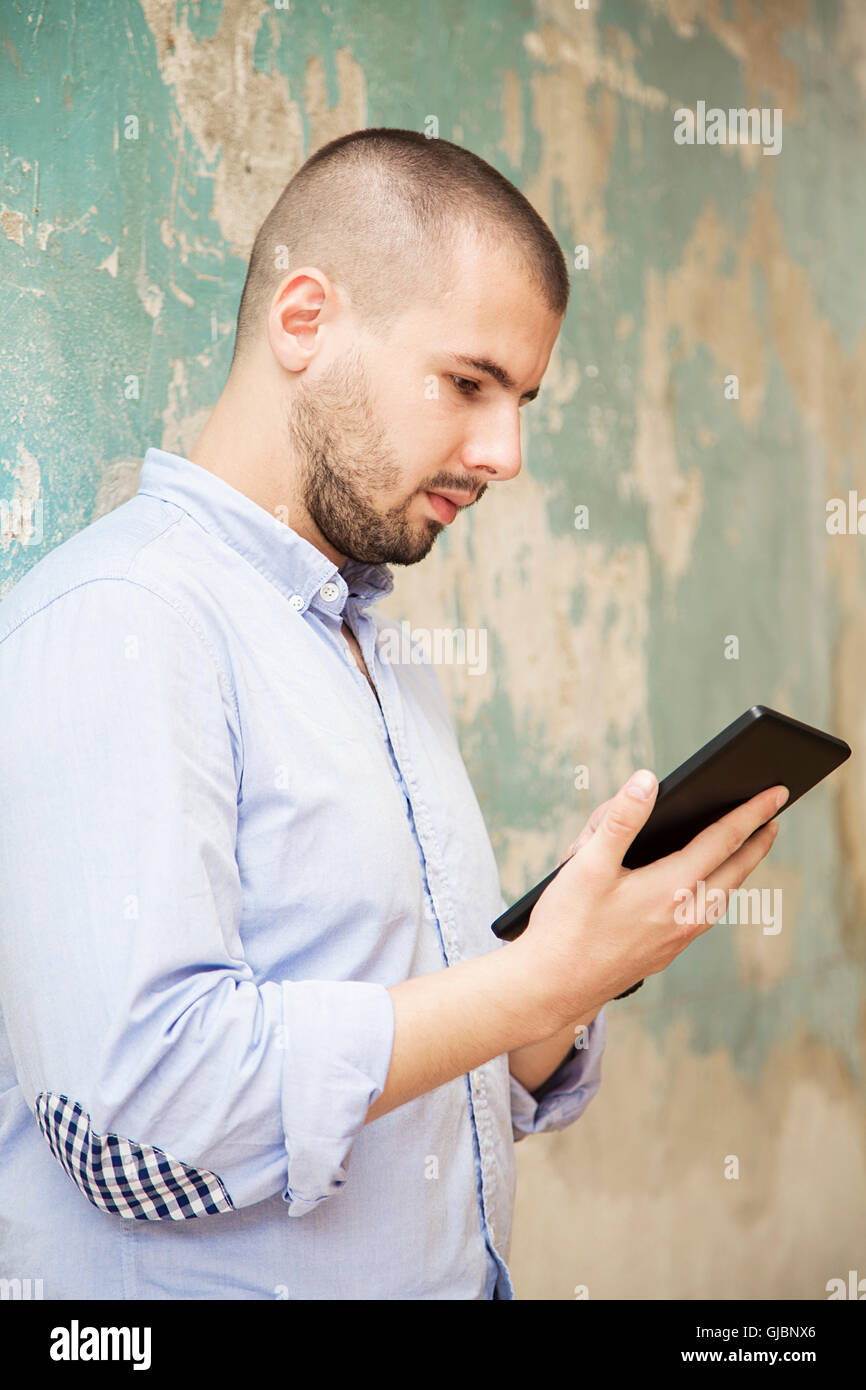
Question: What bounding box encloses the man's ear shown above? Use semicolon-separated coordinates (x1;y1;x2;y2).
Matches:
266;267;334;372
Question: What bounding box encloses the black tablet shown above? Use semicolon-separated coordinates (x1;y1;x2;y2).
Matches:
491;706;852;960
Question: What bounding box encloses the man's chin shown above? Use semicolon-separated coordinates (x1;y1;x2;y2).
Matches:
397;516;446;565
357;525;443;568
320;501;444;568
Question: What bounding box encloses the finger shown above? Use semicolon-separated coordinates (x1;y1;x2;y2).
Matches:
689;817;779;937
580;770;659;878
565;798;613;858
584;798;612;838
646;783;788;897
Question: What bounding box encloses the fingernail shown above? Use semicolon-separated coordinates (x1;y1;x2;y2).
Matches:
775;787;789;810
626;770;656;799
769;819;779;836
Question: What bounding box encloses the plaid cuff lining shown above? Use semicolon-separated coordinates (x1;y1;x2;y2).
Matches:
35;1092;234;1220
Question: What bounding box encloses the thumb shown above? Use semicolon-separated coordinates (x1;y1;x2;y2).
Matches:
580;769;658;876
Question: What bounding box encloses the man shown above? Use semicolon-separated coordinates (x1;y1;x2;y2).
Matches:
0;128;783;1300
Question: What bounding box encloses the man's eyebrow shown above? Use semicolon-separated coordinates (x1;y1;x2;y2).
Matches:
446;353;540;401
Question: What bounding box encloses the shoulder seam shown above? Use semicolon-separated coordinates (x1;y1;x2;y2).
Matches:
0;573;243;740
0;509;184;647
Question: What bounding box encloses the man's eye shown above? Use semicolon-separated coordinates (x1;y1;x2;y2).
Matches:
450;375;480;396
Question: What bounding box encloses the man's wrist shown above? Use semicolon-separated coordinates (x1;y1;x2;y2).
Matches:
506;938;607;1038
500;945;603;1045
508;1007;601;1095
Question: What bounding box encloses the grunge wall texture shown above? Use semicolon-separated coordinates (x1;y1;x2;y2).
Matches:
1;0;864;1300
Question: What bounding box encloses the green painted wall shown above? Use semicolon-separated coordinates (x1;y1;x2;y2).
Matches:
2;0;864;1298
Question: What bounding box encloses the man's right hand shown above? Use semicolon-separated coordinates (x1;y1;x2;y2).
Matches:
366;769;788;1126
514;770;789;1025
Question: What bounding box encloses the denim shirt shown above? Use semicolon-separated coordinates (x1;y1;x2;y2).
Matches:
0;447;606;1300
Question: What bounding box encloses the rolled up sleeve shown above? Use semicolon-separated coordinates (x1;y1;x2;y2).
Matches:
0;579;394;1220
509;1006;607;1142
279;978;394;1216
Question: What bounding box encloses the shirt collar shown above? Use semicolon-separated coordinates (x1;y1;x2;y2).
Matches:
136;448;394;618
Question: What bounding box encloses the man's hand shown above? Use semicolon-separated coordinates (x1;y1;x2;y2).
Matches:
508;802;614;1094
559;796;614;863
510;771;787;1030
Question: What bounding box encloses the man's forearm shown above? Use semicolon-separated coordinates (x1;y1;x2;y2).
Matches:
507;1008;602;1095
364;942;602;1126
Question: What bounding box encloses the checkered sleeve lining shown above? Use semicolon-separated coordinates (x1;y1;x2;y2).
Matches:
34;1092;235;1220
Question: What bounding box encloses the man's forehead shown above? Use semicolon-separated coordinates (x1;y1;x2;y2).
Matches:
436;232;559;313
400;245;563;380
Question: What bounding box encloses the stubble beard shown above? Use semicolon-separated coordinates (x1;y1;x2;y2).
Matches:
285;344;444;567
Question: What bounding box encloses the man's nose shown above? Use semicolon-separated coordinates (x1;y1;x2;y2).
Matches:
463;414;523;483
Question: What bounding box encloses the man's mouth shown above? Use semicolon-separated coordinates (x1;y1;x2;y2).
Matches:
424;490;477;525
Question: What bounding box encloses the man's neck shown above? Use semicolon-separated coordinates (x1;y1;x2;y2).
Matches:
188;386;347;569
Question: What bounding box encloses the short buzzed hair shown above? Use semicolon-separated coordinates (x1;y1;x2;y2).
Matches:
231;127;569;364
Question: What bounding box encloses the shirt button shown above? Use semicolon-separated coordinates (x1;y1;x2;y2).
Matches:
319;581;340;602
289;594;304;611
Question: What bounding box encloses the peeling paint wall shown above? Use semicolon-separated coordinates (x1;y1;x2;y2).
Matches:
1;0;864;1300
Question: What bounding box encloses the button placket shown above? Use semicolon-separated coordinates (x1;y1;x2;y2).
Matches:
469;1065;502;1251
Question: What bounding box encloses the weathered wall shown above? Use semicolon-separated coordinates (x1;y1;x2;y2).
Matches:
1;0;864;1299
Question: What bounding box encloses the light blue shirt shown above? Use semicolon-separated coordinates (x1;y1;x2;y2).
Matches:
0;447;606;1300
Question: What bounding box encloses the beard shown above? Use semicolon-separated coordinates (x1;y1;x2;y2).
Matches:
285;343;480;566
